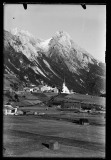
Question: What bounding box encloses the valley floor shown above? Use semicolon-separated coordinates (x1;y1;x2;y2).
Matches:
3;113;105;157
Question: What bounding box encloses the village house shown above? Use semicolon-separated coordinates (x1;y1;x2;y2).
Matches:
78;118;89;125
41;85;52;92
38;84;59;93
33;87;39;92
23;83;59;93
23;87;31;92
48;101;63;108
53;87;59;93
3;104;18;115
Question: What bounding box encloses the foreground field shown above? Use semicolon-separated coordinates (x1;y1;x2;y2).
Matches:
3;113;105;157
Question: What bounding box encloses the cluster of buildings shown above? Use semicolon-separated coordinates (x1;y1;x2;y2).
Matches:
23;84;59;93
4;78;74;95
22;79;75;94
3;79;105;115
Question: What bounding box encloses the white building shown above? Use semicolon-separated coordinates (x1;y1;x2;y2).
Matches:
53;87;59;93
3;105;18;115
41;85;58;93
61;79;70;94
30;88;34;92
33;87;39;92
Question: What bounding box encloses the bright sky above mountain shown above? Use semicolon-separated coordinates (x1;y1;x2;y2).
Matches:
4;4;106;62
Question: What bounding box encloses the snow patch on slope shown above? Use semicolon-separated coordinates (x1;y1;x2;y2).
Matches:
31;66;39;74
43;59;61;78
65;61;80;75
5;65;16;76
35;66;47;78
31;64;50;80
8;60;20;71
43;59;50;68
76;79;84;87
80;78;84;83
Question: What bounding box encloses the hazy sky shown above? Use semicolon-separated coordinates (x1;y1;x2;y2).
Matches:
4;4;106;62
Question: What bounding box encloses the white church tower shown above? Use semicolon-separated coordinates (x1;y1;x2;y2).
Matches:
62;78;70;94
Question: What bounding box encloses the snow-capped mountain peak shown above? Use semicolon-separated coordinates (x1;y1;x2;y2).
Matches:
11;28;33;38
10;27;18;35
55;30;71;39
4;29;105;95
20;30;33;37
39;38;52;51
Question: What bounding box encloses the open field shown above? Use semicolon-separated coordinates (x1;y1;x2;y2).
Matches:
3;92;106;157
57;93;105;106
17;105;105;125
3;112;105;157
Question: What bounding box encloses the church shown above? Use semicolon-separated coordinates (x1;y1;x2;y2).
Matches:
61;79;70;94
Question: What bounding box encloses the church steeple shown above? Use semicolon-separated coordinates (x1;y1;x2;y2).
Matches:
64;77;65;85
62;78;70;94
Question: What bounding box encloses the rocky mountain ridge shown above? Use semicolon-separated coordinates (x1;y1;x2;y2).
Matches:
4;29;106;95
